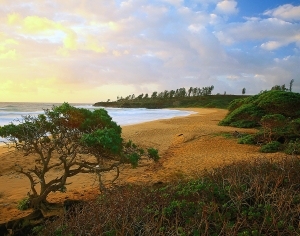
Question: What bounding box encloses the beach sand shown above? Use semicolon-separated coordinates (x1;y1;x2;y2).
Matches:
0;108;283;223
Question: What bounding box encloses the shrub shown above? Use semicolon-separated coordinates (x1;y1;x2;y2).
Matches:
260;141;281;153
284;139;300;155
17;197;30;211
40;157;300;235
219;103;264;128
238;134;255;144
220;90;300;148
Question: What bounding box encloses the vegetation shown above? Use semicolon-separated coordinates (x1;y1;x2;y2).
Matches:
94;85;249;109
260;141;281;153
237;134;255;145
219;89;300;153
40;156;300;235
0;103;159;210
17;197;30;211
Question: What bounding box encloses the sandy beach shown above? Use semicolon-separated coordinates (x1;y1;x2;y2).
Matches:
0;108;283;223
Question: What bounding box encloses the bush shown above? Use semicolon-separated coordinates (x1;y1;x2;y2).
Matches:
40;157;300;235
238;134;255;144
17;197;30;211
260;141;281;153
285;139;300;155
219;103;264;128
220;90;300;149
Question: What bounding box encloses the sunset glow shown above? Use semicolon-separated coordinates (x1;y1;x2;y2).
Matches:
0;0;299;103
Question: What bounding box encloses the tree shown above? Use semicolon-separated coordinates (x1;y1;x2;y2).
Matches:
289;79;294;92
163;90;169;99
169;90;175;98
137;93;144;99
271;84;287;91
0;103;159;210
188;87;193;97
151;91;157;99
242;88;246;95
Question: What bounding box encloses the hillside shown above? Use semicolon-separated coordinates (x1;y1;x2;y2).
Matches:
94;95;248;109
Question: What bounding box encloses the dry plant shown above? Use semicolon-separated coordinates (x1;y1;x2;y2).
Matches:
40;155;300;236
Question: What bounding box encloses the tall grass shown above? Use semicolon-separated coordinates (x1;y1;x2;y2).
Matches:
40;156;300;236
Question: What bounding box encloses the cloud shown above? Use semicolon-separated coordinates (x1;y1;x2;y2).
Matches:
0;0;299;103
0;49;17;60
264;4;300;21
214;17;300;51
215;0;238;15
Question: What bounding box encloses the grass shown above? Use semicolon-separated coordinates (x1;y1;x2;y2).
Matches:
40;155;300;236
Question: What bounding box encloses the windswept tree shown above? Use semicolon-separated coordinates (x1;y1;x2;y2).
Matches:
271;84;287;91
289;79;294;92
0;103;159;210
137;93;144;99
242;88;246;95
169;90;175;98
151;91;157;99
188;87;193;97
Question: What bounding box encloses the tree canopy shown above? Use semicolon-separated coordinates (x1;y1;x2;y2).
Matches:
0;103;159;210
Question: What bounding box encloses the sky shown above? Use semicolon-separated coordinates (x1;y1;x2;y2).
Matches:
0;0;299;103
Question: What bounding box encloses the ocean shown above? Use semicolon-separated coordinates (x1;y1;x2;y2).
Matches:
0;102;195;142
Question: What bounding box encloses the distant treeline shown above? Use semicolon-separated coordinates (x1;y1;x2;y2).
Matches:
94;85;248;109
117;85;215;101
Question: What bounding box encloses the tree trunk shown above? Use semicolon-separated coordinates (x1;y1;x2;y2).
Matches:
29;194;49;210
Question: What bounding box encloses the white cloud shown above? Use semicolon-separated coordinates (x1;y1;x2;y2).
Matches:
214;17;300;51
264;4;300;21
261;41;284;51
215;0;238;15
0;0;299;102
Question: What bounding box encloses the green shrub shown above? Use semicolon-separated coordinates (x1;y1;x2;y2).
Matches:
17;197;30;210
147;148;159;161
257;90;300;117
284;139;300;155
260;141;281;153
238;134;255;144
41;157;300;235
219;103;264;128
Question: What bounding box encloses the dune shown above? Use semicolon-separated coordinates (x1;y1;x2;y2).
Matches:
0;108;282;223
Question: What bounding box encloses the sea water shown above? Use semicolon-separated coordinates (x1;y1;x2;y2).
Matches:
0;102;195;142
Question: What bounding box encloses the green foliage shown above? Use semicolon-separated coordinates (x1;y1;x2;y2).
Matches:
220;90;300;128
95;94;248;109
220;90;300;151
290;118;300;135
17;197;30;211
284;139;300;155
147;148;159;161
256;90;300;117
0;103;159;210
238;134;255;144
126;152;141;168
219;103;264;127
81;127;122;154
260;141;281;153
41;157;300;235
